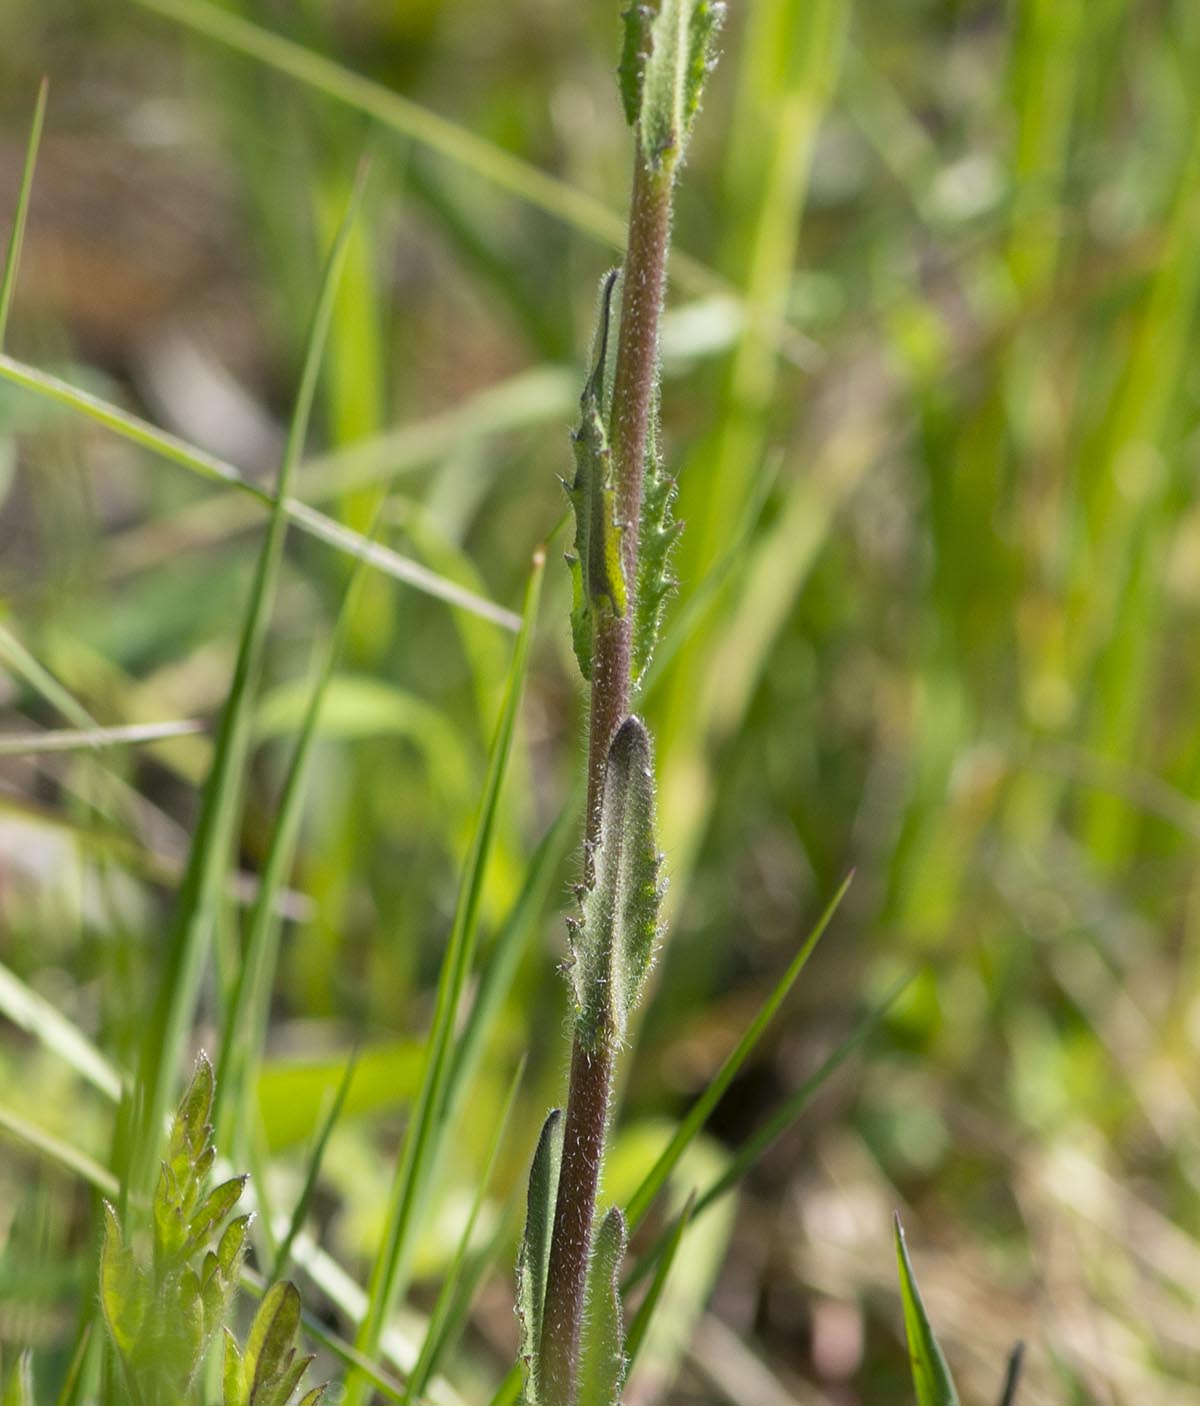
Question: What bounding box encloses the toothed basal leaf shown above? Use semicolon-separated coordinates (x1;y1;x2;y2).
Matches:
516;1108;565;1405
569;717;663;1048
639;0;725;170
576;1208;628;1406
566;270;627;680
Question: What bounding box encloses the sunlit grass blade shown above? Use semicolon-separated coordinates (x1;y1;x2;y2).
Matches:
0;77;48;347
347;550;545;1404
0;622;96;732
623;1190;695;1374
0;719;202;756
0;352;519;630
0;961;123;1102
270;1046;360;1284
0;1104;120;1199
125;161;370;1198
894;1213;961;1406
626;976;909;1290
403;1057;526;1404
213;505;379;1152
624;873;851;1232
441;793;580;1127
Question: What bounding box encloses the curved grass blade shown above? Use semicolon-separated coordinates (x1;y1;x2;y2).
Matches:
625;975;909;1291
403;1057;526;1404
347;549;544;1405
0;77;48;347
126;160;370;1198
625;873;851;1232
894;1214;960;1406
270;1045;360;1284
0;352;518;630
623;1190;694;1374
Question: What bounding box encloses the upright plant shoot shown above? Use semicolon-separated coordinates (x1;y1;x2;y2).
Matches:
518;4;723;1405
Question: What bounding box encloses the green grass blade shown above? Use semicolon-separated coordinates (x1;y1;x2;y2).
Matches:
0;1105;120;1199
0;77;48;347
403;1057;526;1404
623;1190;695;1373
0;622;97;732
0;352;519;629
626;976;909;1291
126;161;370;1197
894;1214;961;1406
347;549;545;1403
270;1045;360;1284
213;504;379;1151
440;792;580;1129
487;1361;523;1406
0;961;123;1102
0;719;201;757
624;873;852;1232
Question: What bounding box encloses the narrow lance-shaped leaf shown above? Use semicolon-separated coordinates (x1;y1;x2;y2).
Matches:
630;404;681;688
623;1190;695;1373
2;1350;34;1406
0;78;48;347
625;874;851;1231
406;1056;526;1404
894;1214;961;1406
99;1202;145;1365
638;0;725;171
569;716;664;1048
516;1109;565;1405
618;3;655;128
565;269;627;680
576;1208;628;1406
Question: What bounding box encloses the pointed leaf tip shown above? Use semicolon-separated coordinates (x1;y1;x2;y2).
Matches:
894;1215;961;1406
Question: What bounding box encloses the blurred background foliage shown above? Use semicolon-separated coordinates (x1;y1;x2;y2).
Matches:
3;0;1200;1401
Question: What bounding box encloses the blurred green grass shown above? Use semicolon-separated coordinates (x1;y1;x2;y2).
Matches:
3;0;1200;1402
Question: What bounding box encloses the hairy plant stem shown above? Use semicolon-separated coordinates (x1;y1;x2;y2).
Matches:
539;151;676;1406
